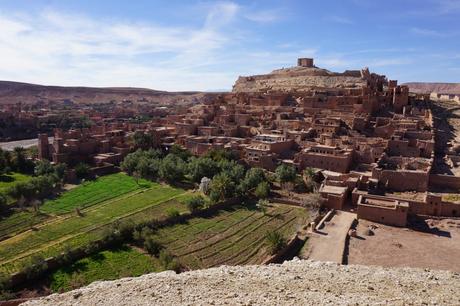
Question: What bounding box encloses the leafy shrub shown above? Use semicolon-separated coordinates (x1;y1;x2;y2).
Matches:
166;208;180;219
186;195;205;213
266;231;287;255
22;255;48;280
159;250;180;272
144;237;162;256
75;163;91;180
254;181;270;199
256;199;269;215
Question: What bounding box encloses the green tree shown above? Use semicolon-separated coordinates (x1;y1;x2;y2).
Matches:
266;231;286;255
169;144;191;161
133;131;154;150
144;237;162;256
12;147;33;173
303;167;316;179
209;173;235;203
186;195;205;213
159;154;185;183
34;160;55;176
187;157;219;183
240;167;266;192
254;181;270;199
276;164;297;185
205;148;237;162
75;163;91;180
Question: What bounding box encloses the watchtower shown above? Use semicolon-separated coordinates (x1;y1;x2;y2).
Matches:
297;58;314;68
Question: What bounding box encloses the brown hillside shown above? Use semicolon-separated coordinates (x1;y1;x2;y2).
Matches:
403;82;460;95
0;81;220;105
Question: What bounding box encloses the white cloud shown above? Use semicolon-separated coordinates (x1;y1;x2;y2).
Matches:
0;3;242;91
245;9;282;23
410;27;451;37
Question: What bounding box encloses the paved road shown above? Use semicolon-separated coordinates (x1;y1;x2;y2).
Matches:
0;137;53;151
303;210;356;263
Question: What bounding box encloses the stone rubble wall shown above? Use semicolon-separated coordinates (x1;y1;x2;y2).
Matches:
24;259;459;306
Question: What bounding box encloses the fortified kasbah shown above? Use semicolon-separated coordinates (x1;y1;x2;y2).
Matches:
34;58;458;226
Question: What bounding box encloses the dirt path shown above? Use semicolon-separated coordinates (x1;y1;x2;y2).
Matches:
302;211;355;263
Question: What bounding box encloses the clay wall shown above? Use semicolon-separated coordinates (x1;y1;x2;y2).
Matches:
357;202;407;227
372;168;429;192
429;174;460;190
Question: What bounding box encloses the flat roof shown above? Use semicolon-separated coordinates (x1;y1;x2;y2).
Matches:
320;185;347;195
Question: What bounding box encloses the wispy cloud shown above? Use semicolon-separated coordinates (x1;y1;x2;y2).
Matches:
245;9;282;23
409;27;453;37
324;15;354;25
0;3;243;91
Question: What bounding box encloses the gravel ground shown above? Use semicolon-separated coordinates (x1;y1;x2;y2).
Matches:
23;259;460;306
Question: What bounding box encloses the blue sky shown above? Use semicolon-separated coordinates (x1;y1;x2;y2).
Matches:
0;0;458;91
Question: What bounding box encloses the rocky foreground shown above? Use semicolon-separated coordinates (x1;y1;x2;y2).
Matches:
23;259;459;306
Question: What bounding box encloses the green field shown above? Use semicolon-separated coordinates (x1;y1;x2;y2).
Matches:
48;245;159;292
0;172;33;205
0;210;49;241
0;181;188;274
151;204;306;269
0;173;151;242
0;172;32;194
40;173;150;214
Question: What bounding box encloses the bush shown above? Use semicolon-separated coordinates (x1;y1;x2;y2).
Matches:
159;250;180;272
254;181;270;199
186;195;205;213
301;192;324;210
101;227;122;246
166;208;180;219
133;226;155;244
256;199;269;215
75;163;91;180
22;255;48;280
117;220;136;241
144;237;162;256
266;231;287;255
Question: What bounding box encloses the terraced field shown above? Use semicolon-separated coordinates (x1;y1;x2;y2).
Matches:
0;182;188;274
152;204;307;269
47;245;159;293
0;173;150;242
0;172;32;194
0;210;49;241
40;173;150;214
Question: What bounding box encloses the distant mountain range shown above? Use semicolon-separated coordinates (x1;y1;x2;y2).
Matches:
0;81;221;105
403;82;460;95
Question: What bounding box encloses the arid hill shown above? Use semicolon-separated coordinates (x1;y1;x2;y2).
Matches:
0;81;219;105
232;66;372;93
403;82;460;95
